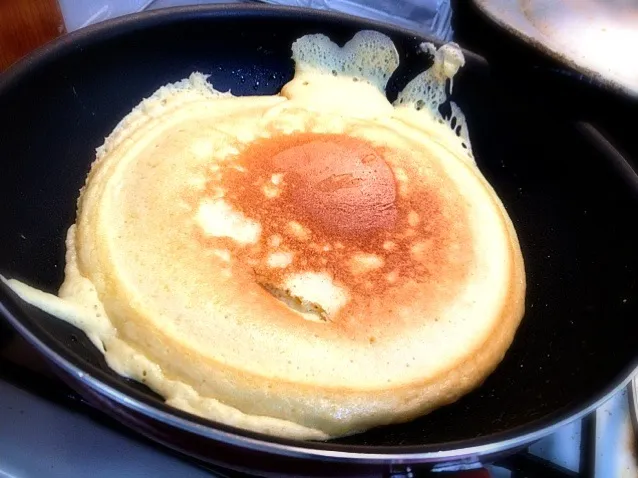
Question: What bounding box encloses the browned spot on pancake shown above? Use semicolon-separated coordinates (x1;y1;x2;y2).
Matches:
269;135;398;237
189;131;473;337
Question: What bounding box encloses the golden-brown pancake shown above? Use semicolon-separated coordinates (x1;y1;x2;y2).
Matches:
5;31;525;440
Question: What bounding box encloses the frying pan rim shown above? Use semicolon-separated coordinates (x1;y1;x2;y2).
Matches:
3;291;637;463
1;3;637;463
469;0;638;99
0;3;489;92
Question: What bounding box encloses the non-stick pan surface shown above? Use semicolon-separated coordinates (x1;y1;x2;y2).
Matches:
1;4;638;464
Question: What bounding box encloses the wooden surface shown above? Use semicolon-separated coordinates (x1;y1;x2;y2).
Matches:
0;0;66;72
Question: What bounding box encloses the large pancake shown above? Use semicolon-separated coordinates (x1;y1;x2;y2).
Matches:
5;32;525;440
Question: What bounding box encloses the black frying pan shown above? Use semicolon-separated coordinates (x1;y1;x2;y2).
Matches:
1;5;638;476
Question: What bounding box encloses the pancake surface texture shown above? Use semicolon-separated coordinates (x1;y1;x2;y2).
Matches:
6;32;525;440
